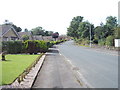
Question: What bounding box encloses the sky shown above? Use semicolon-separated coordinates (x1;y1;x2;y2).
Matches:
0;0;119;35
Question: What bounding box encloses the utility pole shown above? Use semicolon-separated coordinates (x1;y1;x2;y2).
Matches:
89;24;92;47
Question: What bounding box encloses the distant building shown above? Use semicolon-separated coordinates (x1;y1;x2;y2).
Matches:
0;24;20;41
42;36;53;41
33;35;43;40
33;35;53;41
18;32;34;41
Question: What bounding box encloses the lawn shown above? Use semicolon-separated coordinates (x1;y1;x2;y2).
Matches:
0;54;39;85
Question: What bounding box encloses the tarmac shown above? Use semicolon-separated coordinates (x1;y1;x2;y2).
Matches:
32;46;83;88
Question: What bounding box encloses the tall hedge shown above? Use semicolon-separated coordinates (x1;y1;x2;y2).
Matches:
2;41;23;54
2;40;66;54
23;40;48;54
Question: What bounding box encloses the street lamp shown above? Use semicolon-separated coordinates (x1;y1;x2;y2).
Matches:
89;24;92;47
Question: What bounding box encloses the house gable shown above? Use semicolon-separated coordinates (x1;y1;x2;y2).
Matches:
3;28;18;38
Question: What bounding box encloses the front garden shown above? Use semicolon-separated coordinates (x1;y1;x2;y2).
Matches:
0;40;66;85
0;54;39;85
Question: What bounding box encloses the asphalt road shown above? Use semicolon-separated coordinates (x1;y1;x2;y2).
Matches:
32;47;82;88
58;40;118;88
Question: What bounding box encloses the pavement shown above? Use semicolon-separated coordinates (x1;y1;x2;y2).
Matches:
32;46;83;88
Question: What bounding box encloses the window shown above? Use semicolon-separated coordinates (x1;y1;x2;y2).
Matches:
11;37;17;41
3;37;8;41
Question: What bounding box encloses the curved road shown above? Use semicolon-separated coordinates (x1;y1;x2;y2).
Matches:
58;40;118;88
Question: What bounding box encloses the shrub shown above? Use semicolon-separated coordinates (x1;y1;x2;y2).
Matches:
22;35;29;41
93;39;98;44
2;41;23;54
105;36;115;46
23;40;49;54
2;39;67;54
98;39;106;46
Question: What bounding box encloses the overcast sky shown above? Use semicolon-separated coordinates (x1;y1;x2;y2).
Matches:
0;0;119;35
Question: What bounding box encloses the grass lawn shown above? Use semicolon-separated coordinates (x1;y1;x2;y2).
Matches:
0;54;39;85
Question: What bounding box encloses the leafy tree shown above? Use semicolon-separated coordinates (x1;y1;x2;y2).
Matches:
22;35;29;41
12;24;22;32
52;32;59;41
44;31;49;36
24;28;29;32
44;31;53;36
114;27;120;39
78;21;94;39
106;16;117;28
67;16;84;38
48;31;54;36
106;36;115;46
67;15;118;46
31;27;45;35
94;26;104;40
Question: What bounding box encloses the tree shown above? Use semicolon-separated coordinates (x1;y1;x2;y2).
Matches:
114;27;120;39
48;31;53;36
31;27;45;35
106;35;115;46
77;21;94;39
12;24;22;32
22;35;29;41
67;16;84;38
44;31;53;36
94;26;104;40
52;32;59;41
24;28;29;32
103;16;118;37
106;16;117;28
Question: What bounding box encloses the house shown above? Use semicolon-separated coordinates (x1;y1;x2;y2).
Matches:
33;35;43;40
18;32;34;41
33;36;54;41
0;24;20;41
42;36;53;41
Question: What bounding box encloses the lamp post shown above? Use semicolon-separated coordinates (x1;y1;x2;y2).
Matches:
89;24;92;47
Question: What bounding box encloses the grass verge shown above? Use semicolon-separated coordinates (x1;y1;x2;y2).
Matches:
0;54;40;85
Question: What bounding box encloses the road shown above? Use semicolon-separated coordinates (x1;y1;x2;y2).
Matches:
32;47;82;88
58;40;118;88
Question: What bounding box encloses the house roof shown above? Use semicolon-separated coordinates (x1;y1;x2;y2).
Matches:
18;32;34;40
33;35;43;40
42;36;53;41
0;24;20;38
18;32;31;37
0;24;12;35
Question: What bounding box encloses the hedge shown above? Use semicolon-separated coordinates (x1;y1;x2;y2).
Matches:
23;40;48;54
2;40;66;54
2;41;23;54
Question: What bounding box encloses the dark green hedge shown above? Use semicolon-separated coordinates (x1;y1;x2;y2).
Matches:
2;40;67;54
23;40;48;54
2;41;23;54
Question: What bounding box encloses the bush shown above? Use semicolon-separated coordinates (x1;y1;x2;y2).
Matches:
105;36;115;46
98;39;106;46
2;39;67;54
23;40;37;54
2;41;23;54
93;39;98;44
46;42;53;48
23;40;49;54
